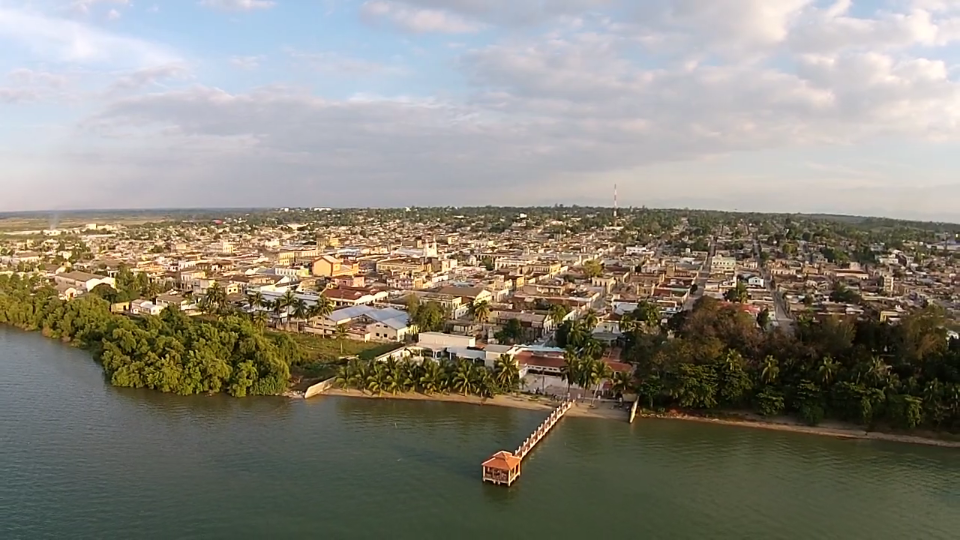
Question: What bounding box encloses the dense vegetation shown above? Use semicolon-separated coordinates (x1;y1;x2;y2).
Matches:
335;355;520;398
616;297;960;431
0;274;299;396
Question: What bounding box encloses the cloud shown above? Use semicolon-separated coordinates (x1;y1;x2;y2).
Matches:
200;0;276;11
107;64;190;93
0;6;178;68
360;1;485;33
7;68;68;88
285;49;404;74
0;87;39;103
364;0;611;28
70;0;130;16
107;8;121;20
6;0;960;219
0;68;68;104
229;55;265;70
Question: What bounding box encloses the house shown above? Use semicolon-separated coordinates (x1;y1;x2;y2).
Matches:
711;256;737;274
55;283;79;301
312;255;357;277
156;293;191;311
54;271;116;292
418;332;476;350
318;305;416;342
436;286;493;305
322;286;388;307
130;299;163;316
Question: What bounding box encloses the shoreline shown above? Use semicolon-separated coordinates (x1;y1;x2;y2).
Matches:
642;411;960;449
319;388;628;420
316;388;960;449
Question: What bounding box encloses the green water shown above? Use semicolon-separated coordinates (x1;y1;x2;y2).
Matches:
1;328;959;540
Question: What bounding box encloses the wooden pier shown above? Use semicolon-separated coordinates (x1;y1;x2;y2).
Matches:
481;400;574;486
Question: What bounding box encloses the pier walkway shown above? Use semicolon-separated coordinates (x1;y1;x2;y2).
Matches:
481;400;574;486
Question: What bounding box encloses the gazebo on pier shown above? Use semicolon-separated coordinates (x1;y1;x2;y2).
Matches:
481;451;521;486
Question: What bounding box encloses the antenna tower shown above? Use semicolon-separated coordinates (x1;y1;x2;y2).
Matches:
614;183;618;223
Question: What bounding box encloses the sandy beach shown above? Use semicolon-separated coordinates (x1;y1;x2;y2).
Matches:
316;387;960;448
320;388;628;420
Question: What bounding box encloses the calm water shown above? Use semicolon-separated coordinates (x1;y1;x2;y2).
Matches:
1;328;959;539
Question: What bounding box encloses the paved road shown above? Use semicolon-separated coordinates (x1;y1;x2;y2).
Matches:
753;238;794;333
683;241;714;311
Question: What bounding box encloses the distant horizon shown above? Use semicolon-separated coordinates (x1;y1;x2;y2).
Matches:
1;204;958;227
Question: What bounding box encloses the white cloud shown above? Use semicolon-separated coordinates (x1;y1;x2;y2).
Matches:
107;64;190;93
0;6;178;68
200;0;275;11
360;1;484;33
286;49;404;74
107;8;121;20
229;55;265;70
367;0;611;27
70;0;130;16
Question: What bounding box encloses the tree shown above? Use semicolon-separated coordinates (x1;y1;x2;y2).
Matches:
290;299;308;332
610;370;633;398
495;317;524;345
494;354;520;393
582;259;603;278
760;355;779;385
335;323;348;354
246;291;264;312
580;309;599;332
548;304;570;327
470;299;491;325
757;309;771;330
724;282;748;303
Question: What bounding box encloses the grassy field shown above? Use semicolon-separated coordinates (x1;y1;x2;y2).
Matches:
279;332;404;389
279;332;403;362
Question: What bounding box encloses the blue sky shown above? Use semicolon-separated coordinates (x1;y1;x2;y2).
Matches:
1;0;960;221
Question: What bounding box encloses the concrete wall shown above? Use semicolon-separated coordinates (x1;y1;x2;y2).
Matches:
304;377;337;399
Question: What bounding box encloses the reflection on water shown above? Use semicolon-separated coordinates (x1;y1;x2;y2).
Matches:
2;327;959;540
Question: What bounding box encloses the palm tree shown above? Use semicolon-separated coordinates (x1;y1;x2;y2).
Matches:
419;361;443;394
279;290;297;330
306;295;335;326
268;300;284;327
494;354;520;393
561;347;581;397
610;370;633;398
452;360;474;395
290;298;308;333
866;356;891;388
251;310;269;330
817;355;840;386
470;299;491;326
365;363;386;396
548;304;569;327
618;312;637;335
334;323;349;354
634;301;661;329
760;355;779;385
246;291;264;312
581;309;599;332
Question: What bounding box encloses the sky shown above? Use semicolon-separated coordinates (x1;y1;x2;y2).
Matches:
2;0;960;221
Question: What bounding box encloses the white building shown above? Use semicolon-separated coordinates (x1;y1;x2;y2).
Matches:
321;305;415;342
418;332;476;350
54;271;116;292
711;256;737;274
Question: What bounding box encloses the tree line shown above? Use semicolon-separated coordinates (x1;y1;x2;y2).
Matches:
621;297;960;431
0;274;301;397
335;355;520;398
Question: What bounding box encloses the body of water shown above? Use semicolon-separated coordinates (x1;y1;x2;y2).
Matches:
2;327;959;539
